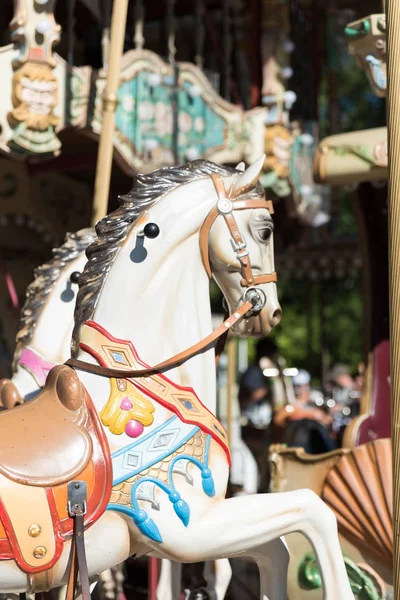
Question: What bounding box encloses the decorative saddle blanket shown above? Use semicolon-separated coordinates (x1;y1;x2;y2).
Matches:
79;320;230;543
79;320;230;463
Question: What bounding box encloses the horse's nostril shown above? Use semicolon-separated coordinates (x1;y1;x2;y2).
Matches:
271;308;282;326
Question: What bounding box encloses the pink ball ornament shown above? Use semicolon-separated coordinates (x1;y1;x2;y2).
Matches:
125;419;144;438
120;397;133;411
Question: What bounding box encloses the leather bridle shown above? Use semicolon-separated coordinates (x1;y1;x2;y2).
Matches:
199;174;277;288
66;174;277;378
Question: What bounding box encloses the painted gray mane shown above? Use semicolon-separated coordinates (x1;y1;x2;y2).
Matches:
72;160;264;356
14;228;96;367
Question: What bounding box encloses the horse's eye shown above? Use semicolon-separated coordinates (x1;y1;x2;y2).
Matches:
253;226;273;243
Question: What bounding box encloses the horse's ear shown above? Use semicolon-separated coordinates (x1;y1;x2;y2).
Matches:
232;155;265;196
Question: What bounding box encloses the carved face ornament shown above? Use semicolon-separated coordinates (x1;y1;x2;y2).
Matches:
20;76;57;116
8;62;59;131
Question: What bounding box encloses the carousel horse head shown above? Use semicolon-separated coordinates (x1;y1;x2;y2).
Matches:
205;156;281;337
72;157;280;360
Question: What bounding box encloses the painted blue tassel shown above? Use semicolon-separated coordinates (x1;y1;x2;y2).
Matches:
169;491;190;526
132;509;163;543
201;468;215;497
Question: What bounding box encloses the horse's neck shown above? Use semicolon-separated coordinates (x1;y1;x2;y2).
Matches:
14;257;86;394
77;191;219;451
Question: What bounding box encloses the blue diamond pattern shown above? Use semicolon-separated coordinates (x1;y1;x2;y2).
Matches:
111;351;128;365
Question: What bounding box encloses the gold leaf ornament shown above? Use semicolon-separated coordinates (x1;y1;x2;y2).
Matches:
100;378;155;435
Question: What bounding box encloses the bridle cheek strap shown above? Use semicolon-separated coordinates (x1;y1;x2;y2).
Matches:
199;174;276;288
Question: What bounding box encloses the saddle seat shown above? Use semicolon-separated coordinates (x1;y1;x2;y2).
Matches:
0;365;92;487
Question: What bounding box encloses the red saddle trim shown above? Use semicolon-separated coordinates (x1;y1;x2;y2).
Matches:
80;320;231;465
0;389;112;574
0;490;64;574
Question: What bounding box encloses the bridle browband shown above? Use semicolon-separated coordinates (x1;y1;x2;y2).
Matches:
65;174;277;378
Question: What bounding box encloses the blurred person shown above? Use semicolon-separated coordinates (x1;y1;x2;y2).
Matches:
329;364;354;400
274;369;335;453
239;365;273;429
353;362;365;393
238;340;277;491
274;369;332;426
293;369;311;405
327;363;360;443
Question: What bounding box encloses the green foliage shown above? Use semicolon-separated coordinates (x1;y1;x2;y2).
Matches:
270;276;363;382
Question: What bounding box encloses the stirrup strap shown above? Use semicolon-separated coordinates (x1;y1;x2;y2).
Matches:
66;482;90;600
65;300;253;379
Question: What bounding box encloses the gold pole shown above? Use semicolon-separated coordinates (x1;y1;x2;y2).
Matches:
91;0;130;226
226;336;237;446
386;2;400;597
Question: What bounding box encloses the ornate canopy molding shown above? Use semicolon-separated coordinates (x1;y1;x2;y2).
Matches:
313;127;387;185
346;14;386;98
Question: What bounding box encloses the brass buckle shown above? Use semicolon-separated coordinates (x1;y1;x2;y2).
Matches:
67;481;87;517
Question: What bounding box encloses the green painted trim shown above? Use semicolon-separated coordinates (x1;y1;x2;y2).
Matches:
326;144;375;165
298;553;321;590
298;552;383;600
345;20;371;39
377;16;386;33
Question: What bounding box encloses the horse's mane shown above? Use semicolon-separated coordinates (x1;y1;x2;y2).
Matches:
72;160;264;356
14;228;96;367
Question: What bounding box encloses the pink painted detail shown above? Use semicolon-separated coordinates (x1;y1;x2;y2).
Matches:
125;420;144;438
120;397;133;411
19;348;56;387
0;251;20;316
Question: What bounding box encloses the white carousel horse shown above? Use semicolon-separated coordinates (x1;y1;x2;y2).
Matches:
0;158;353;600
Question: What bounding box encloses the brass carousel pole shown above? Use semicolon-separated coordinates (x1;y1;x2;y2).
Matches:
226;336;236;446
386;1;400;596
91;0;130;226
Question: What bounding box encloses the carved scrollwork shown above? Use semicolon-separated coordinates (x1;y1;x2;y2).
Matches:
321;439;392;567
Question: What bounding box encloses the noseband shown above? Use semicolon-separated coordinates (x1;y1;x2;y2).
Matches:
66;173;277;379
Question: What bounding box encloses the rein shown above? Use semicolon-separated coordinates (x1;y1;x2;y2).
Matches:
66;174;277;379
66;300;253;377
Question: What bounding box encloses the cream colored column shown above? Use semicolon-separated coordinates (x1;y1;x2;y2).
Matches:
386;2;400;597
91;0;130;226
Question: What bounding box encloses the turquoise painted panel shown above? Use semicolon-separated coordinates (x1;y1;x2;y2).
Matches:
177;80;226;161
115;71;227;163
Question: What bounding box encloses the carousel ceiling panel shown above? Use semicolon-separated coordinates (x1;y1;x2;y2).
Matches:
91;49;267;173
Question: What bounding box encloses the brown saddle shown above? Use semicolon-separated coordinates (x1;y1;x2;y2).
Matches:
0;365;92;487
